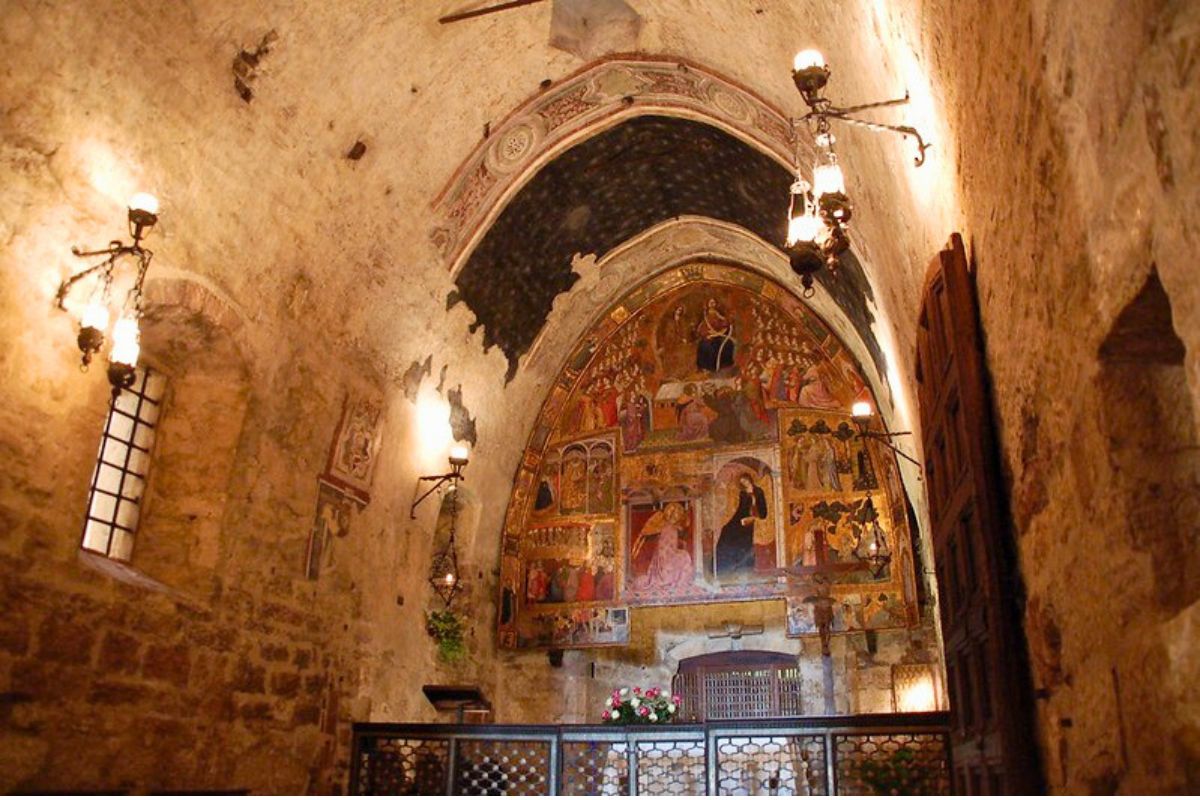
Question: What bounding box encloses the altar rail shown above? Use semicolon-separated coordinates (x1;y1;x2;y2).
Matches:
350;713;952;795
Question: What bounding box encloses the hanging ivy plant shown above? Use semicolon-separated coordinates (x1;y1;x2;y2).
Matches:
425;609;466;663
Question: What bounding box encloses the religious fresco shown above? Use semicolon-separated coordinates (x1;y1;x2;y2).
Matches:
321;391;384;506
785;591;909;637
305;481;356;580
498;264;918;649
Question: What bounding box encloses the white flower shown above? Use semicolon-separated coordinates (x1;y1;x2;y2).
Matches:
649;712;659;722
605;697;613;708
630;697;641;708
619;688;629;696
667;703;676;713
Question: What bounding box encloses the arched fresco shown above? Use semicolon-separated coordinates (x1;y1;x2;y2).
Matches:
497;263;918;650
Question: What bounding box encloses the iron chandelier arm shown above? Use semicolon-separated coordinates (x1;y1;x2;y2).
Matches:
860;431;923;470
410;470;466;519
823;114;931;167
798;90;932;167
58;242;153;310
55;258;114;310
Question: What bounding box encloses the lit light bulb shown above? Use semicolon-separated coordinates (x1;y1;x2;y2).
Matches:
128;192;159;216
80;301;110;332
851;401;873;419
868;540;879;554
449;444;470;466
793;49;826;71
444;572;456;585
787;210;823;246
110;315;140;367
813;160;846;197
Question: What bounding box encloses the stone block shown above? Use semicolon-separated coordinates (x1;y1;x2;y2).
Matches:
35;615;94;664
260;642;289;662
292;648;314;669
549;0;642;61
270;671;302;699
97;630;142;674
0;616;30;655
292;702;321;726
238;699;275;721
142;643;191;687
88;679;147;705
232;658;266;694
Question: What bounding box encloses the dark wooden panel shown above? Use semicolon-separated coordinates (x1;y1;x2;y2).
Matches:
915;234;1042;793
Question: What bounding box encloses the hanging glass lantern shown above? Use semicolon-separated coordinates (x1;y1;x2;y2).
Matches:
428;481;462;607
855;498;892;579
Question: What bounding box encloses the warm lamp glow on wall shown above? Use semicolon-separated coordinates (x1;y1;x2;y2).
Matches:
415;390;455;462
892;663;942;712
55;192;160;396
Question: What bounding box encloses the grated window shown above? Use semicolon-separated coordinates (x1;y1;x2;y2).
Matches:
80;367;166;561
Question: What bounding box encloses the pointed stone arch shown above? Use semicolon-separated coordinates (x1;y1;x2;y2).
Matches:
431;55;802;275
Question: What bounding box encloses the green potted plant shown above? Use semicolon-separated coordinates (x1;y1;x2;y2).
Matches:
854;746;939;795
425;609;466;663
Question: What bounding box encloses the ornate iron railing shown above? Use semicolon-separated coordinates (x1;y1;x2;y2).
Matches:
350;713;951;795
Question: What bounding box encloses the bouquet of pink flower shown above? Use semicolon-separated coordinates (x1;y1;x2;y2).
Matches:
601;686;680;725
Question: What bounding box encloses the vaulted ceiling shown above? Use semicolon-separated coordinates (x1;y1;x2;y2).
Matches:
452;114;881;380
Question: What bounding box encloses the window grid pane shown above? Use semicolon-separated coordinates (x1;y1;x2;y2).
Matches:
81;367;164;561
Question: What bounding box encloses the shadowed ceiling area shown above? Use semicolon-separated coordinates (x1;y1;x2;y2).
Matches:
449;115;881;380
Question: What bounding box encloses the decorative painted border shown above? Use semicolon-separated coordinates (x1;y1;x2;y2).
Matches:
431;55;801;275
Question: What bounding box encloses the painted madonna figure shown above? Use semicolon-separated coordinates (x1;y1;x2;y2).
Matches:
715;474;768;580
695;298;736;373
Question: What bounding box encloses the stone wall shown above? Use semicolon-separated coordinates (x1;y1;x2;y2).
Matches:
915;0;1200;792
488;600;942;725
0;269;375;791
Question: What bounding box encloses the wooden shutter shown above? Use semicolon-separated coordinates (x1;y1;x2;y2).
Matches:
915;234;1042;793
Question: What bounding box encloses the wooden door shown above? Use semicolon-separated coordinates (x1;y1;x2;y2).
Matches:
915;234;1042;794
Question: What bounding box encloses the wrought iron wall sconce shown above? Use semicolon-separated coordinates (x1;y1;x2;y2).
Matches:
55;192;160;397
410;445;470;519
851;401;921;471
785;50;930;296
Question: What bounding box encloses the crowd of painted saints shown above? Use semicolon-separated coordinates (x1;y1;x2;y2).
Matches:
498;269;916;649
564;294;858;455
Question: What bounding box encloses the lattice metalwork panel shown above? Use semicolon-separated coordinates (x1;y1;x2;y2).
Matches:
706;669;778;720
561;740;629;796
673;673;703;722
775;668;805;717
635;739;706;796
833;732;950;795
715;734;827;796
359;736;448;795
454;738;551;795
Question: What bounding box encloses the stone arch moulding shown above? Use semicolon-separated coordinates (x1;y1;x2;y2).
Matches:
140;271;255;375
431;55;804;275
